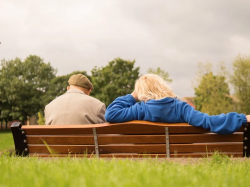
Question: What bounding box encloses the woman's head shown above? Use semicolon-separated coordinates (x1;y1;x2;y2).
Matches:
135;74;176;101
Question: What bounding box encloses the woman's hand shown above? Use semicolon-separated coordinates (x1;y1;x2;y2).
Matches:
247;115;250;123
131;90;138;101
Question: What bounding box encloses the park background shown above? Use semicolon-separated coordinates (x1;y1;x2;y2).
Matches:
1;0;250;127
1;1;250;187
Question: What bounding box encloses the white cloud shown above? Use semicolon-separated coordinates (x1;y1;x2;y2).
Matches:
229;35;250;56
1;0;250;98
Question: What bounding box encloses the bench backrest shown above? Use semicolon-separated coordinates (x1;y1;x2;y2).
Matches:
11;121;250;158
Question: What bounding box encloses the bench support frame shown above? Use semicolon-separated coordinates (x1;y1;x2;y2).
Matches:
243;123;250;157
92;128;100;158
11;122;29;156
165;127;170;158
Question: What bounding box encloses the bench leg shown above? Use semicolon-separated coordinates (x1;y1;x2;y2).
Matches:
11;122;29;156
243;123;250;157
165;127;170;158
92;128;100;158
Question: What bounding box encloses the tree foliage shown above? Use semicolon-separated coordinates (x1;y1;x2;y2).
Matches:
147;67;172;82
194;62;233;115
0;55;57;123
231;55;250;114
91;58;140;106
42;71;91;109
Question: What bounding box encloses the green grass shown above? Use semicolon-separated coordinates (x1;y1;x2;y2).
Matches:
0;154;250;187
0;130;14;152
0;133;249;187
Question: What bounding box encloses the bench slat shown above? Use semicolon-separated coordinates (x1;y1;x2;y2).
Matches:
26;133;243;145
28;143;243;154
29;153;243;158
22;123;210;135
22;124;244;135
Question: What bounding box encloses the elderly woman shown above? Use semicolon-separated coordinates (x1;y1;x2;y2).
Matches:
105;74;250;134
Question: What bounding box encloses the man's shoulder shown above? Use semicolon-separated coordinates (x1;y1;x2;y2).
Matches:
85;95;105;106
64;92;105;106
45;93;68;107
45;93;105;109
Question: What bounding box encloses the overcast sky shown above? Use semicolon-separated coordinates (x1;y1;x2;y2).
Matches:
1;0;250;98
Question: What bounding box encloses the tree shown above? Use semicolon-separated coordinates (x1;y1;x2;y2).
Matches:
147;67;172;82
0;99;4;129
194;72;233;115
231;55;250;114
194;62;233;115
42;71;91;109
0;55;57;123
91;58;140;106
0;99;12;129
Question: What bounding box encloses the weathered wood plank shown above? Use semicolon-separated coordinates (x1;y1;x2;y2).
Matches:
23;125;208;135
22;121;244;135
28;143;243;154
26;133;243;145
29;153;243;158
21;121;211;135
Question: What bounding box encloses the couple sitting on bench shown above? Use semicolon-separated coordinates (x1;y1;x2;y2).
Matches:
44;73;250;134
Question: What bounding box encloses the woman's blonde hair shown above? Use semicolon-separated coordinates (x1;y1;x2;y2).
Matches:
135;74;176;101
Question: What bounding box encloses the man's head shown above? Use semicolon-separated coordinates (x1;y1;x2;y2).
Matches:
67;74;93;95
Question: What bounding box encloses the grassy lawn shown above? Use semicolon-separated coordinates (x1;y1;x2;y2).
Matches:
0;154;250;187
1;131;249;187
0;130;14;152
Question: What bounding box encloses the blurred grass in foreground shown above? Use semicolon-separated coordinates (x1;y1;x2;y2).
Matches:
0;130;14;151
0;153;250;187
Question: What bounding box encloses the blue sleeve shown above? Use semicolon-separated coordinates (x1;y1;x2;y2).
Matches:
105;94;142;122
179;102;247;134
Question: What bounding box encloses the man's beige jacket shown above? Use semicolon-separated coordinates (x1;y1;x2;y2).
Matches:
44;88;106;125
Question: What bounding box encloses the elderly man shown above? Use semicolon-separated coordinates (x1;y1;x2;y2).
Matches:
44;74;106;125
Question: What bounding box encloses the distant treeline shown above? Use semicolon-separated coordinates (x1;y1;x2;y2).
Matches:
0;54;249;125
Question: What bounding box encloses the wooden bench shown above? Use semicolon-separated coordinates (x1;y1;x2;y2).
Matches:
11;121;250;158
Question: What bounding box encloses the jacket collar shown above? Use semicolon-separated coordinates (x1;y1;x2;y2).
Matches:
147;96;176;104
66;88;86;95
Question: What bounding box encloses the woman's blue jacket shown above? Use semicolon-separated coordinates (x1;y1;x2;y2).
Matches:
105;94;247;134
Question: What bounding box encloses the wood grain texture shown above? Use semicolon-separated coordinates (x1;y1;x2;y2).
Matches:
26;133;243;145
28;143;243;154
18;121;245;158
22;124;208;135
26;135;95;145
29;153;243;158
21;121;244;135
